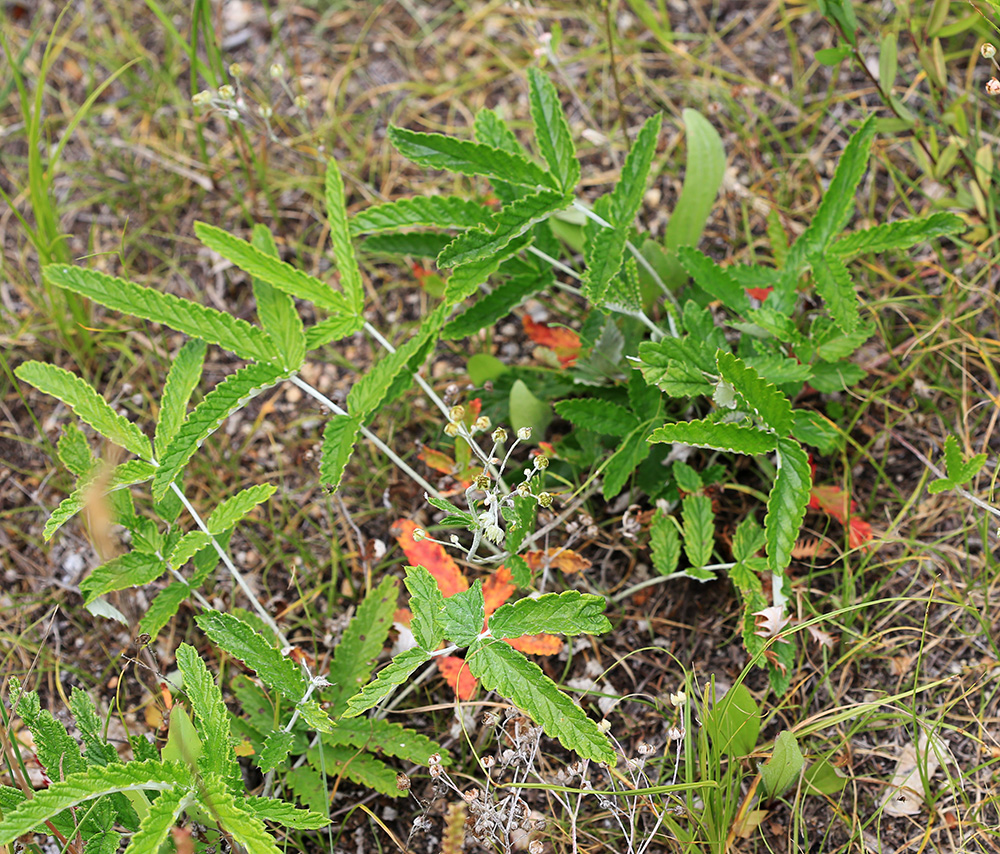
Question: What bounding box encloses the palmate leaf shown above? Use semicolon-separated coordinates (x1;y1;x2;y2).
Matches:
319;414;362;489
350;196;492;235
716;351;793;435
466;638;615;764
648;419;778;456
928;435;989;494
445;231;534;303
555;399;639;437
155;338;207;458
527;67;580;192
324;717;445;766
811;254;859;334
58;423;94;477
325;161;365;315
200;774;283;854
437;189;571;268
206;483;276;535
343;647;431;717
665;109;726;252
442;270;547;339
404;565;446;653
489;591;609;639
0;760;191;847
304;314;365;351
16;362;152;460
681;493;715;572
608;113;661;227
79;551;166;605
175;644;241;793
764;437;811;575
152;361;288;500
194;222;353;316
43;265;279;364
127;788;186;854
328;576;399;715
582;224;629;304
195;611;308;702
676;247;751;315
831;211;963;257
250;224;306;373
241;797;330;830
388;126;556;190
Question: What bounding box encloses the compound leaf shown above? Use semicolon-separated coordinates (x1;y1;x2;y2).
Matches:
249;224;306;373
648;419;778;456
319;414;362;490
199;774;282;854
582;224;628;304
554;399;639;437
716;351;793;435
241;797;330;830
676;247;751;315
488;591;609;639
324;718;445;766
350;196;492;235
764;437;812;575
79;551;166;605
442;271;547;339
155;338;208;458
811;254;859;334
304;314;366;351
609;113;661;227
445;232;534;304
527;67;580;192
831;211;963;257
343;647;431;718
325;161;365;315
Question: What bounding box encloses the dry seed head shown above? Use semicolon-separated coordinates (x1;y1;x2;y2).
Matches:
637;741;654;756
668;726;685;741
480;755;495;770
475;415;491;430
449;405;466;422
396;773;411;791
463;787;480;804
983;43;997;59
428;752;442;766
987;77;1000;95
429;763;443;777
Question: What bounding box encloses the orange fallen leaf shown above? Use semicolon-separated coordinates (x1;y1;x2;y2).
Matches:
438;655;477;701
522;316;581;367
506;634;562;656
392;519;468;598
524;547;592;575
483;566;516;616
808;485;873;551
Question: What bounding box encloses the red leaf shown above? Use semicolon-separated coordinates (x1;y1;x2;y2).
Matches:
522;316;581;366
524;547;592;575
746;287;773;302
438;655;477;700
483;566;516;617
419;447;458;476
391;519;468;598
808;485;873;551
505;634;563;655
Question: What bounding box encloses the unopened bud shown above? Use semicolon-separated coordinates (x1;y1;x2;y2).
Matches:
293;95;308;111
449;405;466;422
218;84;235;99
537;491;553;508
192;90;213;106
412;528;427;543
444;422;460;437
597;720;611;734
517;426;532;441
258;105;273;118
533;454;549;470
983;43;997;59
225;108;240;120
269;62;284;79
475;415;491;431
492;427;508;443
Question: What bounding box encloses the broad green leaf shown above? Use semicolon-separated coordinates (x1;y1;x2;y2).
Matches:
704;683;760;757
808;359;865;393
404;565;447;652
764;438;812;575
527;67;580;192
608;113;661;227
328;576;399;715
673;461;703;493
635;347;714;398
488;591;609;639
507;553;532;587
811;254;859;334
815;45;852;64
831;212;963;257
241;797;330;830
442;271;547;339
168;531;213;567
195;612;308;702
175;644;241;792
319;413;362;490
127;788;185;854
879;32;898;104
325;161;364;315
324;718;445;766
554;399;639;437
152;361;287;500
250;224;306;373
350;196;492;235
206;484;276;535
760;731;805;798
716;351;793;435
682;493;715;571
445;232;534;304
194;222;352;315
79;552;166;605
582;224;628;304
200;774;282;854
467;353;507;385
803;759;848;795
648;419;778;456
57;423;94;477
440;580;485;647
43;264;279;364
0;760;190;846
285;765;327;814
304;314;366;351
16;362;151;460
388;126;556;190
650;510;680;576
155;338;208;458
665;109;725;252
466;638;615;764
360;231;455;258
510;379;552;442
602;424;653;499
676;247;751;315
343;647;431;717
437;189;570;268
790;409;841;454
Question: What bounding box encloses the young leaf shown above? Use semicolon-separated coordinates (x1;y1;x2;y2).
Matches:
608;113;661;227
488;591;609;639
581;224;628;304
199;774;283;854
43;264;280;364
648;419;779;456
466;638;615;764
325;161;365;315
811;254;859;334
350;196;492;235
716;351;793;435
405;565;447;652
650;510;680;576
16;362;151;460
304;314;366;351
194;222;353;315
343;647;431;717
440;580;485;647
155;338;208;458
764;438;812;575
682;493;715;571
445;232;534;304
831;211;963;257
676;247;751;315
241;797;330;830
250;224;306;373
388;126;556;190
760;731;805;798
442;270;548;339
929;435;988;494
58;423;94;478
152;362;288;500
554;399;639;437
175;643;242;792
664;109;725;252
527;67;580;192
79;552;166;605
206;484;276;535
195;612;308;702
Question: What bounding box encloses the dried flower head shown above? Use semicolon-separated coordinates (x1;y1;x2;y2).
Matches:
987;77;1000;95
449;405;466;423
636;741;654;756
517;426;532;441
411;528;427;543
492;427;508;444
983;43;997;59
428;752;442;766
475;415;491;431
396;773;410;791
668;725;685;742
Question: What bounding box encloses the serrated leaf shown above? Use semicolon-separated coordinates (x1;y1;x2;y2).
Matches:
360;231;456;258
602;424;653;499
405;565;447;652
58;423;94;478
16;362;151;460
489;591;609;639
673;461;703;493
649;419;778;456
168;531;213;567
676;247;751;315
194;222;352;315
241;796;330;830
445;232;534;304
665;109;725;251
155;338;208;458
175;643;241;792
466;639;615;764
304;314;366;351
732;516;766;563
760;730;804;798
765;438;812;575
582;224;628;304
682;493;715;570
343;647;431;717
527;67;580;192
79;552;165;606
442;271;547;339
440;580;485;647
438;189;570;268
308;744;406;799
811;254;859;334
127;788;185;854
350;195;492;235
504;494;536;555
609;113;661;227
716;351;793;434
206;484;276;535
295;700;335;734
790;409;841;454
650;510;680;576
388;126;556;190
831;212;963;257
324;717;446;766
554;399;639;437
43;264;279;364
635;349;714;398
507;554;532;587
15;688;85;781
200;774;283;854
139;581;191;639
250;224;306;373
325;161;364;315
328;576;399;714
930;435;988;493
195;612;308;702
153;362;287;500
